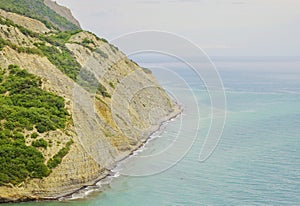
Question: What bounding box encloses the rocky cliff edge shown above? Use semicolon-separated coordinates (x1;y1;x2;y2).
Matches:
0;4;180;203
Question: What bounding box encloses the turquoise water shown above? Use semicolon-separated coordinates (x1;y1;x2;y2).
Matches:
5;60;300;205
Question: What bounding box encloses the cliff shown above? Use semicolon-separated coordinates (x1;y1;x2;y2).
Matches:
44;0;81;29
0;1;179;203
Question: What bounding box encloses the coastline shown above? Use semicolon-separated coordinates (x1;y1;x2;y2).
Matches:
57;103;183;201
0;104;183;204
0;1;185;203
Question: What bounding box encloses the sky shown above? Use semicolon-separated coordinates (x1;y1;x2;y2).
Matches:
56;0;300;57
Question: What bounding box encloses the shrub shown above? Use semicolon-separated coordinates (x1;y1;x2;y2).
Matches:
35;43;81;80
31;132;39;139
47;140;73;169
0;65;71;185
0;37;42;55
82;38;94;45
109;82;115;89
0;65;69;133
0;139;50;185
101;38;108;43
97;83;111;98
13;132;24;139
36;124;47;133
32;138;48;149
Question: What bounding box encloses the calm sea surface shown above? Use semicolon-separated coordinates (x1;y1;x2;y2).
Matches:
5;59;300;205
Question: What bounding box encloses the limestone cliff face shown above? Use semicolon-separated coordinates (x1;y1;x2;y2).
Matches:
0;10;50;33
44;0;81;29
0;7;178;202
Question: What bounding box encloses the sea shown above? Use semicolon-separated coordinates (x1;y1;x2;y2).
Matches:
5;57;300;206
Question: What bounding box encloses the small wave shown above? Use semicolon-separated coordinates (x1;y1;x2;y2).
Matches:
277;89;300;94
59;173;119;201
97;174;118;186
59;186;101;201
60;111;182;202
133;148;145;155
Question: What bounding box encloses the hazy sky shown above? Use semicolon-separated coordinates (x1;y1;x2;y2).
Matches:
57;0;300;57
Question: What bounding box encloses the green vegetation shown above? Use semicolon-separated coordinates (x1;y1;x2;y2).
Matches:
109;82;115;89
0;139;51;185
82;38;95;45
0;0;79;31
23;30;82;81
44;30;82;47
35;42;81;80
1;32;110;97
76;69;111;98
31;132;39;139
100;38;108;44
47;140;73;169
0;9;83;81
76;37;95;51
97;84;111;98
71;34;110;57
85;31;108;43
0;65;68;132
32;138;48;149
1;15;111;97
0;37;43;55
0;16;40;39
0;2;114;185
0;15;79;45
0;65;71;185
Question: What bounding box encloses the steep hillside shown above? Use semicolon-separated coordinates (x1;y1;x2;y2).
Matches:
0;0;80;31
44;0;81;29
0;2;179;203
